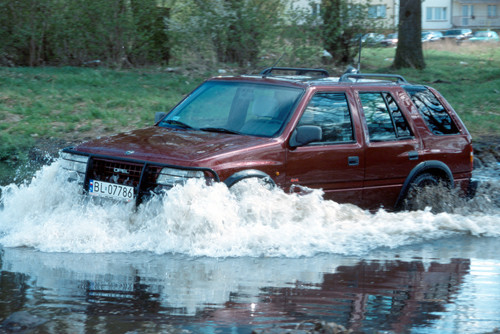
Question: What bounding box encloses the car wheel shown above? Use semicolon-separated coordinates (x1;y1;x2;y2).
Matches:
228;176;276;196
402;173;447;212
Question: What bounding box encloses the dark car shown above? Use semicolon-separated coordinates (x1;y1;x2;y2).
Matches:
422;31;443;42
61;67;474;211
443;29;472;42
362;33;385;46
380;33;398;47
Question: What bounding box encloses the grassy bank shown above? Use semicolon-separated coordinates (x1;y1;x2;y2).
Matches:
1;44;499;164
0;67;204;162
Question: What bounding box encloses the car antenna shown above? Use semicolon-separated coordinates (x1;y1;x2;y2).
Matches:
357;36;362;72
262;53;285;78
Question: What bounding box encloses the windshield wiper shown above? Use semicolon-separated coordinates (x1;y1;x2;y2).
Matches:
162;119;194;129
199;127;242;135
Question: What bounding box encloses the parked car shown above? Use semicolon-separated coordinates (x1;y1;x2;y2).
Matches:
422;31;443;42
362;33;385;46
380;33;398;47
467;30;499;42
443;29;472;42
60;67;474;211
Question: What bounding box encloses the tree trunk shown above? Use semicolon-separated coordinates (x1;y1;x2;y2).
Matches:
393;0;425;70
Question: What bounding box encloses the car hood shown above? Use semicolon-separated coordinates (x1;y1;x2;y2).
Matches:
73;126;277;166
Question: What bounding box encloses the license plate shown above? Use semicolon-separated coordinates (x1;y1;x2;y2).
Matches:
89;179;135;202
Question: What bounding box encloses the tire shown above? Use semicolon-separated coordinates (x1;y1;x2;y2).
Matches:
228;176;275;190
402;173;445;212
224;170;276;189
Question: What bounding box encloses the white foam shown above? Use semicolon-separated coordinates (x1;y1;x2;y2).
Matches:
0;160;499;257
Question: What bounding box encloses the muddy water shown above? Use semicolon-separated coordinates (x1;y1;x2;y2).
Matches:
0;160;499;333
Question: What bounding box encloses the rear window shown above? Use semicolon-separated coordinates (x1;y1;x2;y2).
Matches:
404;86;459;135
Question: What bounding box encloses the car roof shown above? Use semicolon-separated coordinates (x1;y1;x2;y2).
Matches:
209;67;412;89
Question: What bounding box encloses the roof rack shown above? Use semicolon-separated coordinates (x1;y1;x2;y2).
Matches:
260;67;330;78
339;73;408;83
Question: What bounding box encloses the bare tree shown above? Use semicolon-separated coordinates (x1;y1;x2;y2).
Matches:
393;0;425;69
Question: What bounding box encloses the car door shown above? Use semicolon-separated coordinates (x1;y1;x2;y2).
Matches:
285;89;365;206
355;89;421;209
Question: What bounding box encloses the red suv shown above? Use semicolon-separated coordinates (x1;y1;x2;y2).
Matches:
60;67;474;210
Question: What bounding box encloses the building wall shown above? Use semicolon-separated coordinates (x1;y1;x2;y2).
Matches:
422;0;453;30
289;0;499;31
451;0;500;29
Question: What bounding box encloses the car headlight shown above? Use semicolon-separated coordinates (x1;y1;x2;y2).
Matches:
60;152;89;181
156;167;205;186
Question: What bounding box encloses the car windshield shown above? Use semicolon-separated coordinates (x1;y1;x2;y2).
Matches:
445;30;461;36
159;81;304;137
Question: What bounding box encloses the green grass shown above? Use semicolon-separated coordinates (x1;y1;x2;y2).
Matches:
0;67;204;161
0;45;499;163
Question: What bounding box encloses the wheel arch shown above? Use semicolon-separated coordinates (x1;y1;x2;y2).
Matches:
394;160;454;210
223;169;276;188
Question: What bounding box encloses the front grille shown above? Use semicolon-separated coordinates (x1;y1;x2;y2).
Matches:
90;158;143;187
83;155;219;204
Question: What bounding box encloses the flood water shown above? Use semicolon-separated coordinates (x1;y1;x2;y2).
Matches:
0;160;499;333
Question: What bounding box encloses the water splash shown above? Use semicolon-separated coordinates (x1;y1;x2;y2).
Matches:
0;160;499;257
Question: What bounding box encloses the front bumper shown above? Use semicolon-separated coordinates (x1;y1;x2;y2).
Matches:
61;148;219;205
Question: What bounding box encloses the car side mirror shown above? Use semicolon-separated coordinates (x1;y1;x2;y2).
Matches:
155;112;167;124
289;125;322;147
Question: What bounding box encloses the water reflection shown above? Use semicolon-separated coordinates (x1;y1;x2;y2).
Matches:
201;259;470;333
2;239;498;333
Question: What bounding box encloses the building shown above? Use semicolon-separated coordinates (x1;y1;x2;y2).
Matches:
422;0;453;30
290;0;500;30
451;0;500;29
291;0;397;28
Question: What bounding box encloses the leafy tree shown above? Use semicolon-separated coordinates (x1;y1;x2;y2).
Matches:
393;0;425;69
167;0;285;67
320;0;382;66
0;0;53;66
131;0;171;64
278;2;324;66
0;0;170;67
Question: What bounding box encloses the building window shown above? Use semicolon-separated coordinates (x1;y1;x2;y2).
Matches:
368;5;386;18
462;5;474;18
488;5;497;18
426;7;447;21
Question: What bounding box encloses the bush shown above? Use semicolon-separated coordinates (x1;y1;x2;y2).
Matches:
167;0;286;68
0;0;170;67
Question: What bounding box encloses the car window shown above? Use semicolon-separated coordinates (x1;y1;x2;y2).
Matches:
404;86;459;135
160;81;304;137
297;92;354;144
385;93;412;138
359;92;412;141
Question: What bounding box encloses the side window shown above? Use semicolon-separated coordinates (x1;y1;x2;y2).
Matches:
405;87;459;135
385;93;412;137
359;92;412;141
297;93;354;144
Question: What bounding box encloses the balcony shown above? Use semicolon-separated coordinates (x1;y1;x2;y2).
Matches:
452;15;500;28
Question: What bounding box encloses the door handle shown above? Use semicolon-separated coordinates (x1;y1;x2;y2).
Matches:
408;151;419;161
348;156;359;166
